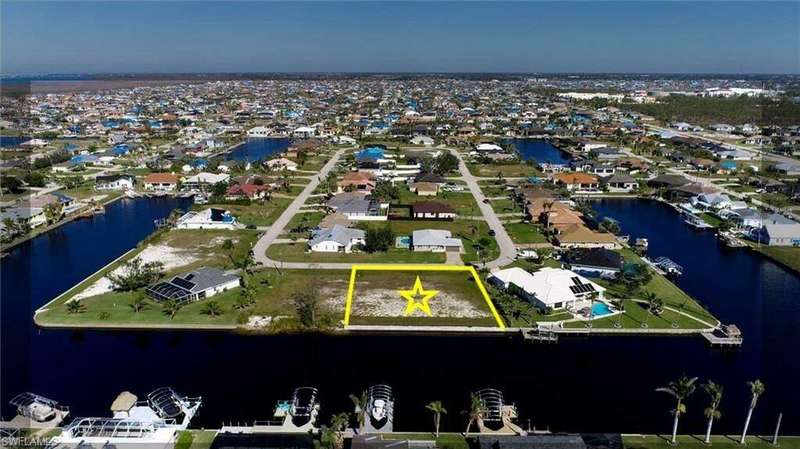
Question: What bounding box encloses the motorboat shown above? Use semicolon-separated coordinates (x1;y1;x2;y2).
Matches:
364;385;394;433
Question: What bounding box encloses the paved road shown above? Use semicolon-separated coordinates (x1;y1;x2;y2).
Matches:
445;147;517;269
253;147;348;268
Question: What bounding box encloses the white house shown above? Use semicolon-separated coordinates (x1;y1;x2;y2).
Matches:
175;208;237;230
247;126;272;137
308;225;366;253
182;172;230;191
488;267;605;311
333;135;357;145
410;135;435;147
411;229;464;253
265;157;298;171
292;126;316;138
95;174;134;191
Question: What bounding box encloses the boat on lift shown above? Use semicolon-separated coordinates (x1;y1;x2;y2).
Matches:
362;385;394;433
682;212;713;230
46;388;201;449
472;388;527;436
3;392;70;432
651;256;684;276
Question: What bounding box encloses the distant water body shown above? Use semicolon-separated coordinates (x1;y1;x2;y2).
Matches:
506;138;572;165
0;136;29;148
1;197;798;435
225;137;291;162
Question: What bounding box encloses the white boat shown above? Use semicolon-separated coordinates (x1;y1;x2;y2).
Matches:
363;385;394;433
683;212;713;229
46;388;201;449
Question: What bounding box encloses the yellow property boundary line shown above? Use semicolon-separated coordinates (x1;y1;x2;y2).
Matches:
343;264;505;329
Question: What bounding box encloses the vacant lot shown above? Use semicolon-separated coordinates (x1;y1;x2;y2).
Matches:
346;270;498;327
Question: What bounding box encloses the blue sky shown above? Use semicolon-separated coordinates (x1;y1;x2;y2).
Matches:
2;1;798;74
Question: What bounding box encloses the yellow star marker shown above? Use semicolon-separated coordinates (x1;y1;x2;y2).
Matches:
399;276;439;317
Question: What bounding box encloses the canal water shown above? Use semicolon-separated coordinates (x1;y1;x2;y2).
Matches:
1;198;798;435
506;138;572;165
226;137;291;162
0;136;30;148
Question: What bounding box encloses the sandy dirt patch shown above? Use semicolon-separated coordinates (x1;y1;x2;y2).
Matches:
347;288;489;318
72;244;200;300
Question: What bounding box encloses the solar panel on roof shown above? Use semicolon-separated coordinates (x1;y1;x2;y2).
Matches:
171;277;196;290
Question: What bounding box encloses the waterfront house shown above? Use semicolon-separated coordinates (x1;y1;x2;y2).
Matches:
604;174;639;192
412;201;456;220
553;172;599;192
647;174;690;189
411;229;464;253
143;173;179;192
564;248;624;278
265;157;298;171
488;267;605;312
146;267;240;303
337;171;376;193
95;174;134;191
528;199;584;233
555;224;621;249
175;208;237;230
225;184;269;201
692;193;732;211
0;207;46;234
182;172;230;191
247;126;271;137
308;225;366;253
751;214;800;246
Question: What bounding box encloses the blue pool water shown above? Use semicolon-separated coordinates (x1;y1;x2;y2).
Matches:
591;302;613;316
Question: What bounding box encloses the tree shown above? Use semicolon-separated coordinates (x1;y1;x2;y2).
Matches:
740;379;765;444
201;300;223;317
702;381;724;444
617;263;653;295
161;299;182;319
107;258;164;291
432;152;459;175
598;218;621;235
364;223;394;253
235;282;257;310
24;171;46;187
291;282;321;328
656;376;698;444
349;390;369;431
210;181;228;198
373;181;399;202
426;400;447;438
1;176;23;194
463;394;486;437
328;413;350;449
65;299;85;314
476;236;492;267
129;294;148;313
43;202;64;225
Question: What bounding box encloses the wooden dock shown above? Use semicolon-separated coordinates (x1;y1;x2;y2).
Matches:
701;325;743;347
521;328;559;343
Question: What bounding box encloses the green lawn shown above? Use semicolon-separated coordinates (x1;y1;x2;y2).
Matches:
504;222;549;244
468;162;541;178
700;212;724;228
563;299;709;329
393;186;480;217
266;242;446;263
489;198;518;214
200;198;292;226
380;433;471;449
36;268;350;329
176;430;219;449
754;245;800;274
284;211;325;234
624;435;800;449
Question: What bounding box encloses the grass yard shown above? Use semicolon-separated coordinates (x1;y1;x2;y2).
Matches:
563;299;709;329
700;212;724;228
489;198;519;214
623;435;800;449
503;222;549;244
200;197;293;226
468;162;541;178
754;245;800;274
380;433;470;449
266;242;446;263
36;267;350;329
283;211;326;234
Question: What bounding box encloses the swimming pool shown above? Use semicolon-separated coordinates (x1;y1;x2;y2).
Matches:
591;302;613;317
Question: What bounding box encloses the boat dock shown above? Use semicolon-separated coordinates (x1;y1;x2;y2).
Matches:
521;328;559;343
701;325;743;347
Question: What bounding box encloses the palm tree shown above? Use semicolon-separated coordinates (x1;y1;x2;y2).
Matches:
463;394;486;437
656;376;698;444
201;300;223;317
641;291;658;328
426;400;447;438
65;300;85;314
161;299;181;319
328;412;350;449
740;379;765;444
129;294;147;313
702;381;724;444
349;390;369;431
